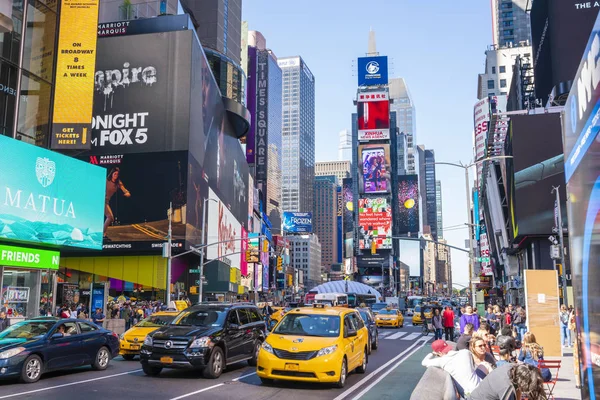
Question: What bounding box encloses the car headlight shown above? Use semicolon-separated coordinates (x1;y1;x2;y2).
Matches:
143;336;153;346
0;347;26;359
119;333;125;340
316;344;338;358
261;341;274;354
189;337;212;348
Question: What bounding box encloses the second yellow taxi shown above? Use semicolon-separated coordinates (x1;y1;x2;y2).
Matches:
119;311;179;360
257;304;368;388
411;305;433;326
375;308;404;328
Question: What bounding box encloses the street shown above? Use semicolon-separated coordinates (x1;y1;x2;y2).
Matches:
0;325;432;400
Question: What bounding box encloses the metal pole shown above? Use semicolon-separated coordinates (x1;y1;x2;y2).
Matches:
554;187;569;307
465;167;476;308
166;202;172;305
198;198;208;304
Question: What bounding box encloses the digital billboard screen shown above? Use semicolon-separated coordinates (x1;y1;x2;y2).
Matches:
357;56;388;86
206;187;241;270
358;198;392;250
247;233;260;263
357;91;390;141
396;175;419;234
358;143;391;194
282;212;312;233
0;135;105;250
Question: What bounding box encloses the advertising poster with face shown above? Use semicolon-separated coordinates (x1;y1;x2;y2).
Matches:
206;188;241;270
358;144;391;194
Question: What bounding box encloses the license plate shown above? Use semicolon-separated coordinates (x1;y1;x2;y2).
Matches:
130;345;140;350
284;363;299;371
160;356;173;364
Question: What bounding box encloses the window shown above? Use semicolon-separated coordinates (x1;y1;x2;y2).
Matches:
500;79;507;88
78;322;97;332
491;66;496;74
487;80;495;89
227;310;240;326
237;309;250;325
499;65;506;73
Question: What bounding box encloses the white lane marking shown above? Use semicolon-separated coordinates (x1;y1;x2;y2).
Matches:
169;383;225;400
232;371;257;381
401;333;421;341
378;331;391;337
351;339;429;400
332;339;426;400
0;369;143;399
385;332;407;340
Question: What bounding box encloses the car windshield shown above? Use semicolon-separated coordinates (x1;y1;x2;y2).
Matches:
273;314;340;337
171;309;227;327
378;309;398;315
0;321;55;339
136;314;176;328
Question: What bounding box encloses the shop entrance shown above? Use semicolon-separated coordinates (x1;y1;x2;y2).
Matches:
0;267;55;322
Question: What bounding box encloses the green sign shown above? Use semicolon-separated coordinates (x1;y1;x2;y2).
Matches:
189;269;200;273
0;244;60;270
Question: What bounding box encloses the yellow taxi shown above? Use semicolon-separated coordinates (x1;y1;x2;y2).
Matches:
257;304;369;388
375;308;404;328
119;311;179;360
411;305;433;325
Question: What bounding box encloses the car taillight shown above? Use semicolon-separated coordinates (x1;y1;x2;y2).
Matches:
112;332;119;339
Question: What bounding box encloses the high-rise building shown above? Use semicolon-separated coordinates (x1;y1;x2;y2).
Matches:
313;176;339;271
436;180;443;239
418;146;438;240
436;239;452;295
289;234;322;290
477;43;532;99
422;232;437;295
389;78;417;174
491;0;531;47
315;161;350;183
279;56;316;213
338;129;352;162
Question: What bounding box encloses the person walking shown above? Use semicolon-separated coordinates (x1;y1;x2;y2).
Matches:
433;308;444;340
513;307;527;341
559;304;571;348
443;306;455;341
91;308;105;326
121;303;133;331
485;305;498;335
460;305;480;334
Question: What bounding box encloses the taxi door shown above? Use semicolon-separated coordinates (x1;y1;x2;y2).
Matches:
342;315;359;368
350;313;367;367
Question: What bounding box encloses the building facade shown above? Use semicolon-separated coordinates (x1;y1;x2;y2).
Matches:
338;129;352;162
436;239;452;295
315;161;350;183
436;180;443;239
279;56;316;213
422;232;437;295
313;176;339;271
389;78;416;174
477;43;532;100
491;0;531;47
289;234;322;289
418;146;438;240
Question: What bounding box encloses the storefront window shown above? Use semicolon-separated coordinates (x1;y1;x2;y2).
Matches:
39;271;53;316
0;0;24;65
0;61;18;137
22;0;56;83
17;71;51;145
1;268;41;320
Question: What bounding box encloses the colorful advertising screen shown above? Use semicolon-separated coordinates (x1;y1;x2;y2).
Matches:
206;188;241;270
240;227;248;276
396;175;420;234
357;56;388;86
358;198;392;250
282;212;313;233
358;143;391;194
247;233;260;263
357;91;390;141
0;135;105;249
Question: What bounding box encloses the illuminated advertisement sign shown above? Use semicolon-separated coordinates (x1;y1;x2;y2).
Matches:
358;198;392;250
396;175;419;234
51;0;100;150
337;186;343;263
357;91;390;141
282;212;313;233
0;135;105;249
207;188;241;270
357;56;388;86
247;233;260;263
473;98;489;187
358;143;391;194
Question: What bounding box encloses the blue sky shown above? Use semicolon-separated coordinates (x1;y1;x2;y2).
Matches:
242;0;492;288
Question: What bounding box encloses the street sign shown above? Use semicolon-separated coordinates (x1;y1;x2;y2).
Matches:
189;269;200;273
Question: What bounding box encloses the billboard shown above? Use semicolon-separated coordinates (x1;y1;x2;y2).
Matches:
240;227;248;276
358;143;391;194
473;98;489;186
282;212;313;233
51;0;100;150
337;186;343;263
0;135;105;249
357;56;388;86
254;49;269;181
358;198;392;250
396;175;419;234
241;263;254;291
357;91;390;141
342;178;354;234
247;233;260;263
206;188;241;270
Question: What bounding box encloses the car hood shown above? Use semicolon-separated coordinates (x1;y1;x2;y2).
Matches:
0;337;40;350
266;334;339;351
123;327;158;340
151;325;220;339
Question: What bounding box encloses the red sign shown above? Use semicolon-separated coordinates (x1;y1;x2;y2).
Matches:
358;91;390;141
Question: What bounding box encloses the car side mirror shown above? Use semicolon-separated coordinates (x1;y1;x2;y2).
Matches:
345;328;357;338
51;333;64;339
229;323;240;331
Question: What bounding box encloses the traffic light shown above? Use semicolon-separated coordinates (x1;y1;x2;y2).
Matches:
557;264;563;275
276;256;282;271
371;240;377;255
287;274;293;286
262;239;269;253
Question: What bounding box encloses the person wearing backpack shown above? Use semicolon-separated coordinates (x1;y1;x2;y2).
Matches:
559;304;571;347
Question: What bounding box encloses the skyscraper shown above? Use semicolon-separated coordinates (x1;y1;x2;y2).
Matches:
491;0;531;47
315;161;350;183
389;78;417;174
436;180;443;239
279;56;316;213
314;176;339;271
418;146;438;240
288;234;322;290
338;129;352;162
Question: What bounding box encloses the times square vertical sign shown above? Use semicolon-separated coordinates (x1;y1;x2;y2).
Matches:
255;51;268;182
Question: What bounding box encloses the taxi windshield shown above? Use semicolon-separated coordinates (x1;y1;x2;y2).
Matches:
273;314;340;337
136;314;176;328
171;308;227;327
0;321;54;339
378;309;398;315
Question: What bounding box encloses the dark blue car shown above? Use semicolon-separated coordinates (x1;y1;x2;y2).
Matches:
0;317;119;383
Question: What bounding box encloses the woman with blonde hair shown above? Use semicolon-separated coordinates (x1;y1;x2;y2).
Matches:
470;333;496;376
519;332;551;382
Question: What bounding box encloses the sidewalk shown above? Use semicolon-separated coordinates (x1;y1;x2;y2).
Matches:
550;349;581;400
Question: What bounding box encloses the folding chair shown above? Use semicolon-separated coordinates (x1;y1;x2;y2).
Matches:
537;359;561;400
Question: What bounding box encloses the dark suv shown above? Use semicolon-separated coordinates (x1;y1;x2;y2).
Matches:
140;303;266;378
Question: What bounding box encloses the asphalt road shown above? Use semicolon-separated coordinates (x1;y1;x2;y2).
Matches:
0;325;433;400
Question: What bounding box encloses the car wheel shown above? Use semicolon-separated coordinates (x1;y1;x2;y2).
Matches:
400;324;404;328
20;355;43;383
335;358;347;388
203;347;224;379
260;377;274;385
373;333;379;350
92;346;111;370
122;354;135;361
248;340;261;366
357;349;367;374
368;339;372;355
142;363;162;376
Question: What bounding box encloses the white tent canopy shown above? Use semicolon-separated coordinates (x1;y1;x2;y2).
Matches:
310;281;382;301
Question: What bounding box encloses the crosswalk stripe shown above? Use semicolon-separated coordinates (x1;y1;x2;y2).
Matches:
378;331;392;337
401;332;421;341
385;332;408;340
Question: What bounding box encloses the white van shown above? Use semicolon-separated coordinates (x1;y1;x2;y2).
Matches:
314;293;349;307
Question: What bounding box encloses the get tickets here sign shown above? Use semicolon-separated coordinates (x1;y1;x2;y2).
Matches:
51;0;100;150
